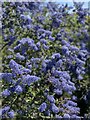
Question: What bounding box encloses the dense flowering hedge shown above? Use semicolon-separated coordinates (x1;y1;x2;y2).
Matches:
0;2;90;119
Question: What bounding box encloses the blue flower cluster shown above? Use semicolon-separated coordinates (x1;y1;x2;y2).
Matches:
1;1;90;119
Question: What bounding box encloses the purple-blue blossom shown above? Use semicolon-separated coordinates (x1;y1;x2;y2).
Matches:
52;53;61;60
22;75;40;86
2;89;11;97
50;103;59;114
38;102;47;112
7;111;14;118
15;85;23;94
1;106;10;114
54;89;62;95
0;73;14;83
16;53;25;61
47;95;55;103
62;45;69;54
9;60;21;75
63;113;70;119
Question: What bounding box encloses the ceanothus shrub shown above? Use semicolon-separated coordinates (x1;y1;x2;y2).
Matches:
0;1;90;119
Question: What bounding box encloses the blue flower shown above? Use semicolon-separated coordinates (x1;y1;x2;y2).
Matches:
59;108;64;112
16;53;25;61
66;106;80;114
26;15;32;23
62;45;69;54
76;58;85;66
52;53;61;60
36;42;41;48
7;110;14;118
67;100;77;107
61;40;68;45
49;36;55;41
14;44;21;51
55;115;62;118
62;71;71;80
20;14;26;20
2;106;10;114
9;60;21;75
0;73;15;83
31;57;41;63
27;24;32;29
38;28;45;33
15;85;23;94
56;59;63;67
71;115;81;119
63;113;70;119
72;96;77;101
47;95;55;103
40;39;47;45
78;75;83;80
46;60;56;71
38;102;47;112
43;44;49;50
45;30;52;36
70;45;79;51
22;75;40;86
2;89;11;97
54;70;62;77
21;68;31;74
76;67;81;74
50;103;59;114
54;89;62;95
